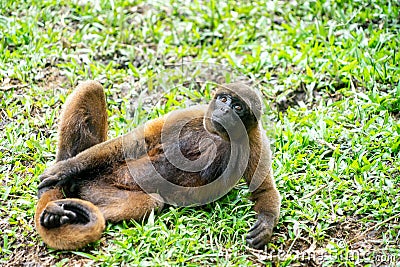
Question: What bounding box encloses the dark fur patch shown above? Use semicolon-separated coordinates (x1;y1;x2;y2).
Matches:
148;117;230;187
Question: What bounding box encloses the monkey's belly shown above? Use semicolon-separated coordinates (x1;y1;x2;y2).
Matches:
93;148;228;192
117;157;211;188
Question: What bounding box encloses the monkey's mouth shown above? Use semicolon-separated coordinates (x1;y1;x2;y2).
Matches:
210;118;232;140
211;116;247;141
211;118;227;131
212;115;238;131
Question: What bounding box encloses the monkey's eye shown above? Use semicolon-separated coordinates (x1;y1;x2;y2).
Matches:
233;104;243;111
219;96;227;103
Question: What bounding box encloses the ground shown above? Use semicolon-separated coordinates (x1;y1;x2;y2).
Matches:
1;0;399;266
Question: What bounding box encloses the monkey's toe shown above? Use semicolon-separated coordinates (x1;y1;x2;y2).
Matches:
40;202;77;229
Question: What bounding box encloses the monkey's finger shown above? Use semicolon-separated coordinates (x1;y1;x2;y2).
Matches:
49;215;57;226
45;214;57;228
38;170;56;181
39;212;46;226
247;222;264;239
42;213;50;226
38;176;61;191
37;185;55;198
247;237;266;250
246;226;272;249
60;215;71;224
248;219;262;233
38;175;48;182
59;208;77;220
246;228;271;247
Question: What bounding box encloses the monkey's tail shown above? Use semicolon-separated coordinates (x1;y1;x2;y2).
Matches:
35;189;105;250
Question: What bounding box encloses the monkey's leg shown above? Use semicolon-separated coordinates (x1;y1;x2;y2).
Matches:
79;183;164;222
56;80;108;161
35;81;108;250
37;116;159;192
38;80;108;196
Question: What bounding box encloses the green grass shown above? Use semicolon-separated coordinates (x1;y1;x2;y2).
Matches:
1;0;400;266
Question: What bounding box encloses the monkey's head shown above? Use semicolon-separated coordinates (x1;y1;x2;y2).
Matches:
204;82;262;141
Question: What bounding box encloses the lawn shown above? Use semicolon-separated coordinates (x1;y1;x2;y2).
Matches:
1;0;400;266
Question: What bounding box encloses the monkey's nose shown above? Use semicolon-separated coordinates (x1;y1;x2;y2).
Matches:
220;107;230;114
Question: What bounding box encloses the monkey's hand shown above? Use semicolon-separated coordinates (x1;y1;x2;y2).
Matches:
246;213;276;249
38;159;80;196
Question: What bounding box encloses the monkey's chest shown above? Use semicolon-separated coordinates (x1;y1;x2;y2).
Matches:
149;130;230;187
104;126;231;189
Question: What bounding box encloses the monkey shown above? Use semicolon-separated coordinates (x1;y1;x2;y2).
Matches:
35;80;281;250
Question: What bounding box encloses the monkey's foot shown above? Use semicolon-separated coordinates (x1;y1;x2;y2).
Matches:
246;213;275;249
40;200;91;229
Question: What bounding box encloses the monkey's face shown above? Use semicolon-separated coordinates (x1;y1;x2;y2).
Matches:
205;91;258;141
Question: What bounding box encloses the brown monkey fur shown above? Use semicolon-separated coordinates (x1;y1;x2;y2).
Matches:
35;81;281;250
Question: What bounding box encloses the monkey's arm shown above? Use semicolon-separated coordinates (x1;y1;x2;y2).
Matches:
246;176;280;249
244;135;281;249
38;119;160;193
